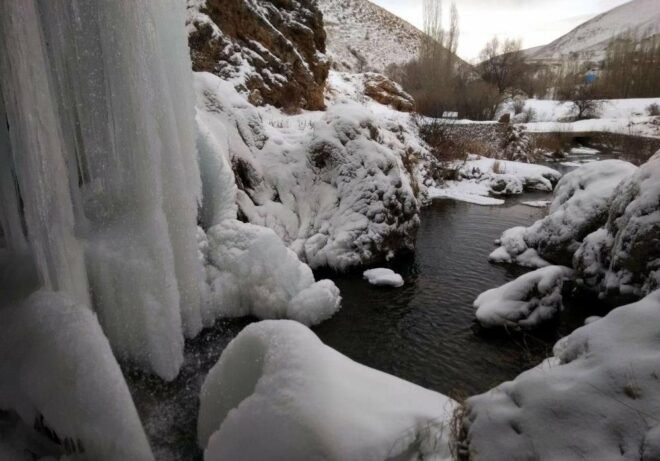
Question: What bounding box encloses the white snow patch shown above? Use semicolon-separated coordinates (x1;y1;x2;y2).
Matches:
474;266;574;329
521;200;551;208
570;147;600;155
363;268;404;287
198;320;456;461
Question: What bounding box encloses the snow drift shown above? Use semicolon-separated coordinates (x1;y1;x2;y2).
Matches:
474;266;574;329
465;289;660;461
198;320;456;461
0;291;153;460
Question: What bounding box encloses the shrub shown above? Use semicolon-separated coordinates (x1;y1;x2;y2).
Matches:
647;103;660;116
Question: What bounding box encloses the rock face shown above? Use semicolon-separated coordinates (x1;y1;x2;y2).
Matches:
187;0;329;111
363;73;415;112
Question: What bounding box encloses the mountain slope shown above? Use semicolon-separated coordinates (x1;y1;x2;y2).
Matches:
318;0;424;72
526;0;660;64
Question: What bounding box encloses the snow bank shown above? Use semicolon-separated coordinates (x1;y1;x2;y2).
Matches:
429;156;561;206
491;160;637;267
465;289;660;461
200;220;341;326
574;151;660;299
363;268;404;287
198;320;456;461
0;291;153;460
474;266;574;329
194;71;430;270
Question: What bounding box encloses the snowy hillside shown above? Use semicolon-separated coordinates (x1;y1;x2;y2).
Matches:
525;0;660;64
318;0;424;72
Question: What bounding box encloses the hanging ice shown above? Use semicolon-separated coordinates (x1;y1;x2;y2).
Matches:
0;0;204;380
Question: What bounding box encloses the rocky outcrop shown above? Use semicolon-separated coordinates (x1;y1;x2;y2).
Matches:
187;0;329;111
363;73;414;112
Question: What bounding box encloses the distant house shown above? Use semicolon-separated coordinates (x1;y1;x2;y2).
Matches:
585;71;598;85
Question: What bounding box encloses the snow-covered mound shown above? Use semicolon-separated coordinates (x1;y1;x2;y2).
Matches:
318;0;422;73
195;71;430;270
524;0;660;65
474;266;574;330
465;289;660;461
363;268;404;287
575;151;660;299
491;160;638;267
429;156;561;206
199;220;341;326
0;291;153;460
198;320;456;461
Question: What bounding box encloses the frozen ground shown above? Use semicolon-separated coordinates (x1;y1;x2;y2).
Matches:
199;320;456;461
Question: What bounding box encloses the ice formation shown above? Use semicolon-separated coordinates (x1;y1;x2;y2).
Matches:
198;320;457;461
0;291;153;460
363;268;405;287
194;71;429;270
465;289;660;461
0;0;205;380
474;266;574;329
490;160;638;268
199;220;341;326
574;151;660;299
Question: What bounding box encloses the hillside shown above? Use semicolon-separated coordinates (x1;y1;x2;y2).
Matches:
318;0;424;72
525;0;660;65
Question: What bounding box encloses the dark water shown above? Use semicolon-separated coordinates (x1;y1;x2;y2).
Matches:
314;195;565;397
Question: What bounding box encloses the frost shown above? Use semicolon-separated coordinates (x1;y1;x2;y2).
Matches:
198;320;456;461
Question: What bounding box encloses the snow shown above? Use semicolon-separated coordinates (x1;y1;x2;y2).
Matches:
198;320;456;461
491;160;638;267
521;200;550;208
194;70;430;270
0;291;153;460
465;289;660;461
474;266;574;329
0;0;206;380
200;220;341;326
574;151;660;298
430;156;561;206
570;147;600;155
363;268;404;287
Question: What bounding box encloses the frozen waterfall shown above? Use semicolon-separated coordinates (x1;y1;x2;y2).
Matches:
0;0;203;380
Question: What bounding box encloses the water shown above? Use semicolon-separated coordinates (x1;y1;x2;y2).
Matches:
314;194;566;397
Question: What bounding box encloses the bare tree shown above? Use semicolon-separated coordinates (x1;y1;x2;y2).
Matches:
478;37;526;94
558;83;601;120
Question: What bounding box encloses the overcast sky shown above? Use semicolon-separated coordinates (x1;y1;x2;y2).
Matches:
370;0;632;61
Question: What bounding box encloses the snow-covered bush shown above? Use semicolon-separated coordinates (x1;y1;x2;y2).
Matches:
458;156;560;193
198;320;456;461
491;160;638;267
465;289;660;461
574;151;660;299
0;291;153;460
199;220;341;326
474;266;574;329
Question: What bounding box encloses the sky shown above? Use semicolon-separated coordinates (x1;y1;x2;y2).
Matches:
370;0;632;61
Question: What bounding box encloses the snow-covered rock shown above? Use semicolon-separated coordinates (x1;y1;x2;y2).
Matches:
363;268;404;287
574;151;660;299
0;291;153;460
491;160;638;267
198;320;456;461
199;220;341;326
194;71;429;270
465;289;660;461
474;266;574;329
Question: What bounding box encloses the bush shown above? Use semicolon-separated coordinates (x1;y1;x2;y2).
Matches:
512;97;526;115
647;103;660;116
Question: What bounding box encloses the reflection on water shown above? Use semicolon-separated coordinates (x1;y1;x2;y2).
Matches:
315;194;581;397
